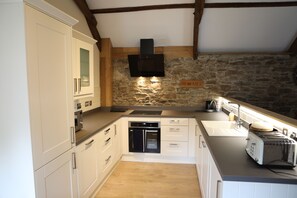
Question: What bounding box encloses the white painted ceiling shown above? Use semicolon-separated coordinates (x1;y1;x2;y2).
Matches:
86;0;297;53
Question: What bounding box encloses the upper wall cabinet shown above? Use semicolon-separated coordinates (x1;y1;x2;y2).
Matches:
72;30;97;98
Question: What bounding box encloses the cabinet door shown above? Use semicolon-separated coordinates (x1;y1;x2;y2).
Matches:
201;136;210;198
209;156;223;198
113;120;122;163
196;125;203;183
35;149;77;198
73;38;94;97
76;137;98;198
25;5;74;170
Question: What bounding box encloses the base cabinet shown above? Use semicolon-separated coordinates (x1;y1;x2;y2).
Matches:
209;156;223;198
201;137;210;198
197;124;297;198
34;149;78;198
76;137;99;198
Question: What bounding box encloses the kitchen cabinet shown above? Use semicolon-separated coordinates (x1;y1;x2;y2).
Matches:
195;123;203;183
161;118;189;157
74;120;122;197
97;123;120;182
34;149;77;198
25;2;76;170
198;127;221;198
113;119;123;163
201;135;210;198
76;136;99;198
209;156;222;198
72;31;96;98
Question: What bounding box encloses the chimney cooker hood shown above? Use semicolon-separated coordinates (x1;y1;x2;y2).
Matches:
128;39;165;77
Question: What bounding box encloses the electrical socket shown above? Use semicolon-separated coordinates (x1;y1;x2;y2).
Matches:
89;100;92;106
282;128;288;136
85;101;89;107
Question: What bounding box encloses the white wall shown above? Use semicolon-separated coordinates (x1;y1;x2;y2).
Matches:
0;1;35;198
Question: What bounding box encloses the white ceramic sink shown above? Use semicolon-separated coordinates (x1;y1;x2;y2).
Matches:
201;121;248;137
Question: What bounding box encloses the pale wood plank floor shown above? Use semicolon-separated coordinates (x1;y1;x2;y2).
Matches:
95;161;202;198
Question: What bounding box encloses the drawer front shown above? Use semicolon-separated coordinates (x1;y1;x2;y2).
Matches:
98;126;114;152
161;118;189;126
161;141;188;157
99;145;113;174
161;126;189;141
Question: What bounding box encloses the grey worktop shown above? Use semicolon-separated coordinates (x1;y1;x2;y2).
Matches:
196;113;297;185
76;109;197;144
76;108;297;184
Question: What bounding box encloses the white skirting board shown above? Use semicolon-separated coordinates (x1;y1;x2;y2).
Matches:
121;153;195;164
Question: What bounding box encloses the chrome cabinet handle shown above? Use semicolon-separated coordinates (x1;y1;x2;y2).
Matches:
72;152;77;169
85;139;94;146
143;130;146;152
70;127;75;144
169;127;180;132
170;120;180;124
78;78;81;92
199;135;202;148
74;78;77;94
216;180;222;198
169;143;179;147
105;155;111;164
104;128;110;135
105;137;111;145
114;124;117;136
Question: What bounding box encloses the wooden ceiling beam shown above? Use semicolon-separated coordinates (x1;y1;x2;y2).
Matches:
289;37;297;56
91;2;297;14
193;0;205;59
73;0;102;50
205;1;297;8
91;3;194;14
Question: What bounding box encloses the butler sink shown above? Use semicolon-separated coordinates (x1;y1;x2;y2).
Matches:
201;121;248;137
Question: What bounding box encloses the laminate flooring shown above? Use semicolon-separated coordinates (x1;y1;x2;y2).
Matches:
94;161;202;198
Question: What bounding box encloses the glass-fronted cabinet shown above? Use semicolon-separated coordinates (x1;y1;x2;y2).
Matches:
73;31;96;98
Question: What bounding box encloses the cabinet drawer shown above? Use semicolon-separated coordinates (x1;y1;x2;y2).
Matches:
161;126;189;141
161;118;189;126
98;146;113;174
98;133;112;152
161;141;188;157
97;126;114;152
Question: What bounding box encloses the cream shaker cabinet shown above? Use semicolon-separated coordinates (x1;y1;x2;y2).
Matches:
76;136;99;198
72;32;96;98
24;1;78;197
25;3;76;171
34;149;78;198
161;118;189;157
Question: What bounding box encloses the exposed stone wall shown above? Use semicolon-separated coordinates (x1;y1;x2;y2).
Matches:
112;54;297;119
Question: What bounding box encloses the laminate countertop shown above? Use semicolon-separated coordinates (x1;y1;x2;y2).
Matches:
75;109;297;185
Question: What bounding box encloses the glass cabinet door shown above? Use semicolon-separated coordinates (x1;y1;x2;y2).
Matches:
73;38;94;97
80;48;90;87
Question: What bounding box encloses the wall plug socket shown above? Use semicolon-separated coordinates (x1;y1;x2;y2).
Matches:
282;128;288;136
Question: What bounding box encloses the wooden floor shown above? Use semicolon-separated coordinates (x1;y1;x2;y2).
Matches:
94;161;202;198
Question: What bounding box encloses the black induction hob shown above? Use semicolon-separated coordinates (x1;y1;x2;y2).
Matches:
129;110;162;115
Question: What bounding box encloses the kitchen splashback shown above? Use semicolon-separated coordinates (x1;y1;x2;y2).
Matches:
112;54;297;119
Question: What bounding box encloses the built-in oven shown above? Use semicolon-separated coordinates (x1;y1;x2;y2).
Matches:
129;121;160;153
